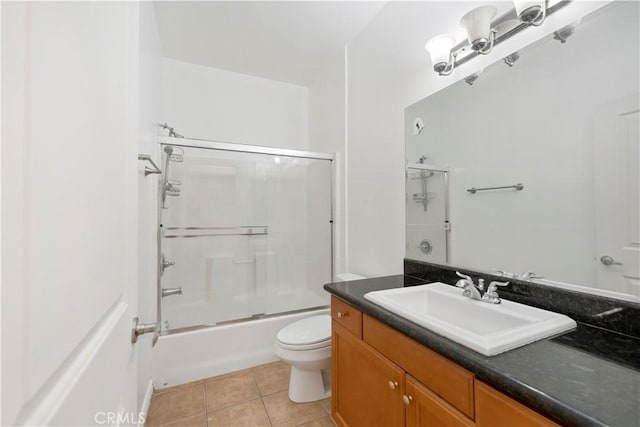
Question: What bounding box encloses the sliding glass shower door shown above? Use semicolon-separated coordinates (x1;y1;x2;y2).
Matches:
159;142;333;331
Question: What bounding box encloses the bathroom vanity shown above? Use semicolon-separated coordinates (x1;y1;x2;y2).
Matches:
324;268;640;427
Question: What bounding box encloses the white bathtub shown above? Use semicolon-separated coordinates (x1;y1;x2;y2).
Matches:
151;308;330;389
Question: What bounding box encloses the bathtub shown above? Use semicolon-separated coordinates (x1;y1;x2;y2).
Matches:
151;308;330;389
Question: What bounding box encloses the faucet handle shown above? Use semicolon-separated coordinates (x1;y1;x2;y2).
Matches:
456;271;473;282
487;280;509;292
491;267;513;278
483;281;509;304
518;271;545;280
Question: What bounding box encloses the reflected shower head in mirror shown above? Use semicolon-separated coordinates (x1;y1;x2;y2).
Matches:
162;145;176;209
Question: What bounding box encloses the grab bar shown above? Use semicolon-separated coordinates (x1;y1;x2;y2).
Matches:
138;154;162;176
163;226;268;239
467;183;523;194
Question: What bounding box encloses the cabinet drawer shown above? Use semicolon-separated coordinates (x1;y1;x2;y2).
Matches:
331;296;362;338
475;381;557;427
363;315;475;419
406;375;474;427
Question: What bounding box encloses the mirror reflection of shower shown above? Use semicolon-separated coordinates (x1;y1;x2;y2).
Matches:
406;159;450;264
410;156;436;212
162;145;182;209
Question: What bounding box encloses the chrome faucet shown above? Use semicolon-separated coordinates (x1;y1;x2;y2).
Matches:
482;281;510;304
455;272;509;304
491;267;544;281
455;272;484;300
515;270;544;280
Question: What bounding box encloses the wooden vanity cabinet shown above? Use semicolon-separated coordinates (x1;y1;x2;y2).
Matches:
475;381;557;427
332;320;405;427
406;375;474;427
363;315;474;418
331;296;557;427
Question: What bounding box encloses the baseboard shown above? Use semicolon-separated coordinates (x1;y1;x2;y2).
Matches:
139;379;154;427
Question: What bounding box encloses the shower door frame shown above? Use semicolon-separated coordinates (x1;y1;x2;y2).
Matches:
157;135;335;335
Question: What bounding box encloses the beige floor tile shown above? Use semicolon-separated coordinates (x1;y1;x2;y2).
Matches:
203;367;254;383
262;391;326;427
295;415;336;427
154;380;205;396
253;361;290;396
319;398;331;414
206;371;260;411
160;413;207;427
207;399;271;427
146;383;205;426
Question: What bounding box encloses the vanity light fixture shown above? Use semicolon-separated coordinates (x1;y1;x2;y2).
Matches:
425;34;457;75
460;6;498;54
424;0;571;77
514;0;547;26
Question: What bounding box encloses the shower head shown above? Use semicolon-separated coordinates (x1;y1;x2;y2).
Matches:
160;122;184;138
164;146;174;155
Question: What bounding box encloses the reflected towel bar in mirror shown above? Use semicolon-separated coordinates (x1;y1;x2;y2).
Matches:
467;183;524;194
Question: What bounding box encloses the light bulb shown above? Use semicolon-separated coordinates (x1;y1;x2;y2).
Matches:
425;34;455;73
460;5;497;52
514;0;545;24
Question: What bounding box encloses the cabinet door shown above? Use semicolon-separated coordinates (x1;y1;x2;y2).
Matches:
364;315;475;418
406;375;474;427
475;381;558;427
332;320;405;427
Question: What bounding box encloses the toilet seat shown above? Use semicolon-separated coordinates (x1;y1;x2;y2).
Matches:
276;315;331;350
277;338;331;351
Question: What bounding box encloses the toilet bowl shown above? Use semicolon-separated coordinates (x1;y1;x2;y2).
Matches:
275;273;366;403
275;314;332;403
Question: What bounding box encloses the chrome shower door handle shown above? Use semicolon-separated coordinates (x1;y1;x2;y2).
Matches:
600;255;623;266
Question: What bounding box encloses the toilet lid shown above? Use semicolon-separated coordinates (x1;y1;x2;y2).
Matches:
277;315;331;346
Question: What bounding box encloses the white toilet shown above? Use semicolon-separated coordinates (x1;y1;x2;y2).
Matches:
275;273;366;403
275;314;332;403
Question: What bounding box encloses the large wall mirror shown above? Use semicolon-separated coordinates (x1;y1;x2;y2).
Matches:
405;1;639;302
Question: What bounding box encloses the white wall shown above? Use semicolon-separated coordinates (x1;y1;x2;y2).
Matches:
308;50;346;277
161;58;309;150
345;0;609;277
2;2;144;424
137;0;163;413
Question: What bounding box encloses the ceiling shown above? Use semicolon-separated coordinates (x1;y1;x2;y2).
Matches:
154;1;387;87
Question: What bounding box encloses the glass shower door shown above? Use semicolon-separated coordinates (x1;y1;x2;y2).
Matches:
262;155;333;316
160;145;270;330
159;143;333;332
406;165;449;263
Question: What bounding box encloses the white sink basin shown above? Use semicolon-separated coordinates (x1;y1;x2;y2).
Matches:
364;282;576;356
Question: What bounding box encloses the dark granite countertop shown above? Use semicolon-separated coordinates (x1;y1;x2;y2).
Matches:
324;275;640;427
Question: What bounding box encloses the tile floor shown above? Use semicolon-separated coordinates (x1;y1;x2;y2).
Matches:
146;361;335;427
